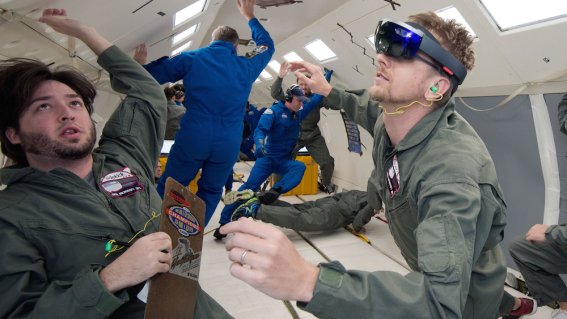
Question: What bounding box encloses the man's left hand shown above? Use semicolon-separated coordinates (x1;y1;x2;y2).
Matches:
525;224;549;243
134;44;148;64
221;218;319;302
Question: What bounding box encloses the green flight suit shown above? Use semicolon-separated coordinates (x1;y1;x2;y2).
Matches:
0;46;230;318
292;88;508;319
507;224;567;307
257;188;372;232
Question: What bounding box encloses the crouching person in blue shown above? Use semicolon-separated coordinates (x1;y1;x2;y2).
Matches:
0;9;230;318
214;85;323;239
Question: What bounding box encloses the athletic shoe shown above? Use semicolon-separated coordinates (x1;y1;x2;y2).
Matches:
213;225;226;240
502;298;537;319
552;309;567;319
231;197;260;221
222;189;255;205
257;189;280;205
321;183;337;194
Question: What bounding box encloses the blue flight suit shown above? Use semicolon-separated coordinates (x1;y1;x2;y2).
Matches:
240;104;265;160
143;18;274;225
219;95;323;225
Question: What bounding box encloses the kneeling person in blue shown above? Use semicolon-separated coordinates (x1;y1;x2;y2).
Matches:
214;85;322;239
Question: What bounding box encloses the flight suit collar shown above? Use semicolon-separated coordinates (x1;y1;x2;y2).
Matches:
395;98;455;152
209;40;237;54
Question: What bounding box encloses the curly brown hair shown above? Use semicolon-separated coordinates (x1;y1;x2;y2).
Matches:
408;12;475;71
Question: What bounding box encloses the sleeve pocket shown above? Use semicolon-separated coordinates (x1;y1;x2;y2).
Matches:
416;215;459;282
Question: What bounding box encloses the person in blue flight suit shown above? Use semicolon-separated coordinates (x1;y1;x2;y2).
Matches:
240;102;265;160
214;84;323;239
226;102;265;195
133;0;274;225
172;83;185;106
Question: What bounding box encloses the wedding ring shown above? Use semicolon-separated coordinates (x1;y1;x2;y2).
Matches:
240;249;249;264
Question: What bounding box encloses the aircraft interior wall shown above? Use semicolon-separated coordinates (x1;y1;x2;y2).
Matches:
545;93;567;225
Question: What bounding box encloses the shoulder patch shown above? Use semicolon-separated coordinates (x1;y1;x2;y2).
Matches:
245;45;269;58
264;108;274;115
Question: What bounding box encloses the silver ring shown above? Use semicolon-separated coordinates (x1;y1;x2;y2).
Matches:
240;249;249;264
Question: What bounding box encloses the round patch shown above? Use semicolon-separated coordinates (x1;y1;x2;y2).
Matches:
167;206;200;236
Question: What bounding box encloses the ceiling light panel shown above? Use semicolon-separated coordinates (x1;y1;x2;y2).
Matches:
173;24;199;45
174;0;207;27
304;39;337;63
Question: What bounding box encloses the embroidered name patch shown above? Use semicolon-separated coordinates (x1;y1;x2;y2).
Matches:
167;206;200;236
100;167;144;198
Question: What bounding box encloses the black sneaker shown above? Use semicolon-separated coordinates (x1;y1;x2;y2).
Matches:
321;183;337;194
213;225;226;240
257;189;280;205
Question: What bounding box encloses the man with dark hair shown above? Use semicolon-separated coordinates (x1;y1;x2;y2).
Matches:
0;59;96;167
222;12;508;319
0;8;229;318
163;86;186;140
171;83;185;106
271;61;336;193
133;0;274;225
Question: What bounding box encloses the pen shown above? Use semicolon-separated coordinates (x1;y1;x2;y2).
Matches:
344;226;371;244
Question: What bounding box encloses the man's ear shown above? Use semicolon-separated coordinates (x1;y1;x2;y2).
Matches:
426;77;451;100
5;127;21;145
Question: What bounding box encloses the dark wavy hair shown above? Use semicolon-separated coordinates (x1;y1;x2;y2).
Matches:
164;86;176;100
0;58;96;166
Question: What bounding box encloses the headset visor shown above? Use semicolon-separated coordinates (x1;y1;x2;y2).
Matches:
375;20;423;59
374;19;467;86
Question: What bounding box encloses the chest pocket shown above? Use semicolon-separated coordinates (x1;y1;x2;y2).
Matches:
279;114;298;139
385;200;419;268
280;114;295;128
22;220;125;280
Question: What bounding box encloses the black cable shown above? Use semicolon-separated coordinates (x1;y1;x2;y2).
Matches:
336;22;375;66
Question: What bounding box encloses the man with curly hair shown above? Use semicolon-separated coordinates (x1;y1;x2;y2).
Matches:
221;12;508;319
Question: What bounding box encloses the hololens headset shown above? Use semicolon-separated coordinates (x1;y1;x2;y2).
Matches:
374;19;467;93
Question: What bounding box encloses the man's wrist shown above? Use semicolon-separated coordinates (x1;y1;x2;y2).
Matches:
99;266;122;293
297;264;319;302
321;84;333;97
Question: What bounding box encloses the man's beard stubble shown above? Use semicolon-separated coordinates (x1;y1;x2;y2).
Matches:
19;121;96;161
